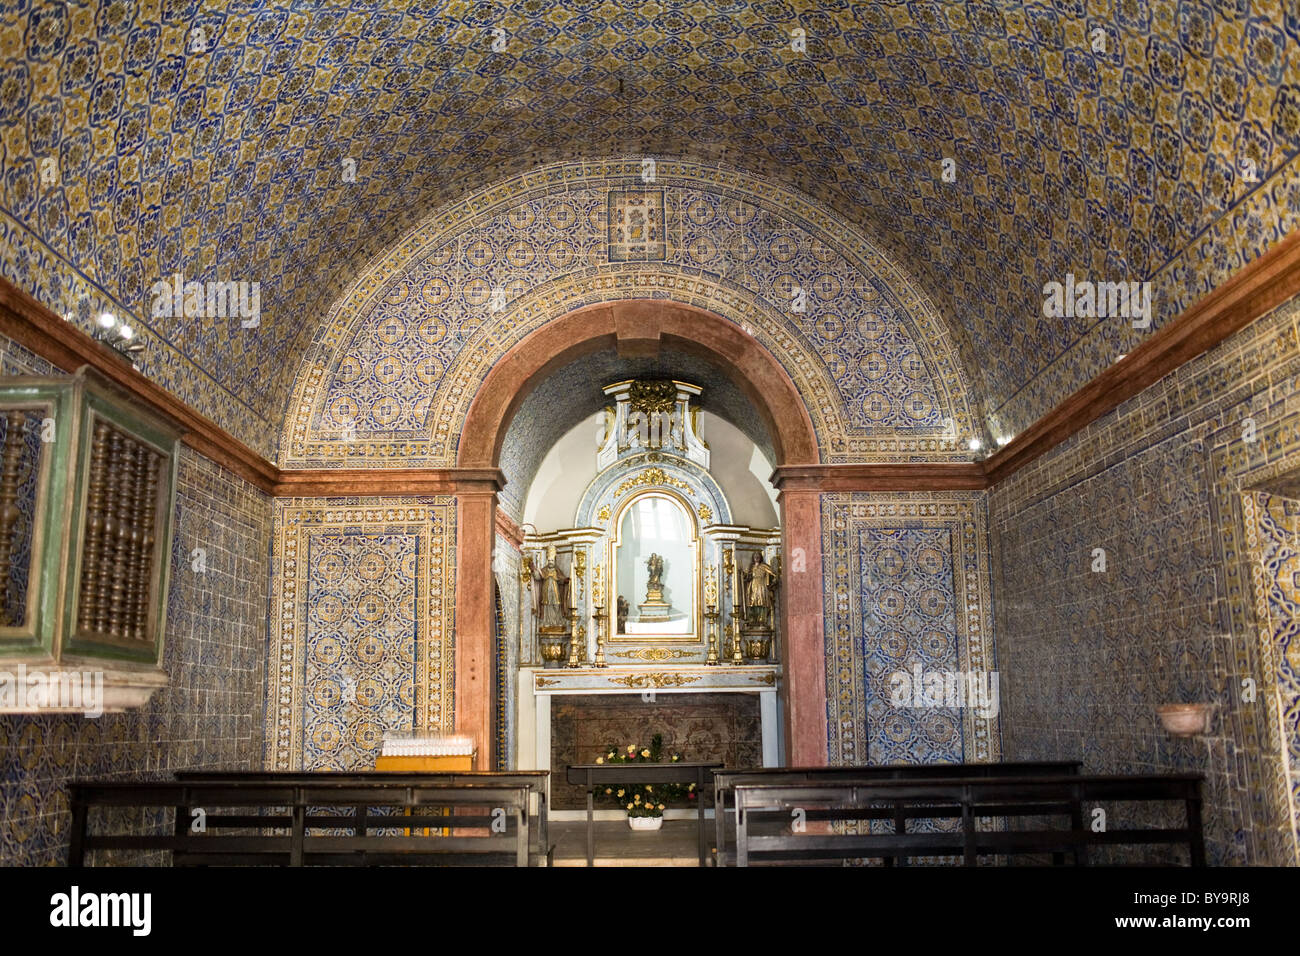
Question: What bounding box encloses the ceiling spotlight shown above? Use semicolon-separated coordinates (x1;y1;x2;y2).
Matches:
968;437;983;451
90;311;145;366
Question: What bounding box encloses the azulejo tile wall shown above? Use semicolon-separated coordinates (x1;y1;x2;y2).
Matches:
0;324;271;866
282;160;980;468
821;493;999;768
266;498;455;771
1242;491;1300;863
991;290;1300;867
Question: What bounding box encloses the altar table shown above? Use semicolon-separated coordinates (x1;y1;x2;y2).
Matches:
566;761;722;866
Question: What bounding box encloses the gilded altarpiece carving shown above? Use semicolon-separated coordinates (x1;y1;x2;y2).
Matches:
523;381;780;667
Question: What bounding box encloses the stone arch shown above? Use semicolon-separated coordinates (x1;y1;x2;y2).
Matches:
455;299;828;767
458;299;819;470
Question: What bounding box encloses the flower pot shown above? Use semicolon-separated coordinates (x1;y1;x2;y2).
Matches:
627;814;663;831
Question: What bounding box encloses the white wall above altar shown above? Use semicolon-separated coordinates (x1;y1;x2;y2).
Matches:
524;410;779;531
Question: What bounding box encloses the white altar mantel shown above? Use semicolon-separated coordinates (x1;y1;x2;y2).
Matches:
517;664;783;818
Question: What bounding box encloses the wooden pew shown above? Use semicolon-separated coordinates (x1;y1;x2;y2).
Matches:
711;761;1082;866
728;773;1204;867
173;770;551;864
68;779;542;867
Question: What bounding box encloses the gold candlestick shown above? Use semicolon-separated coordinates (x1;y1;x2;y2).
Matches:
729;617;744;665
566;608;581;668
705;605;720;665
592;605;607;668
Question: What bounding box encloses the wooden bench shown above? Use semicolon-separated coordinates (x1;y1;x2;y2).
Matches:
711;761;1082;866
729;773;1205;867
173;770;551;864
68;779;542;867
566;761;721;866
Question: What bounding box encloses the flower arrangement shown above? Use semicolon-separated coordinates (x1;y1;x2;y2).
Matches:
593;733;697;818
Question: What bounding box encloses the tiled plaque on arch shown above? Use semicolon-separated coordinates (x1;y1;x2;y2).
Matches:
607;188;666;261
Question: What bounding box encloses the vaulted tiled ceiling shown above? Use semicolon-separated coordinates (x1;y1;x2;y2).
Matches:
2;1;1298;450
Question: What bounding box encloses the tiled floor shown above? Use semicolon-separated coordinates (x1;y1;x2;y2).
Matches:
550;820;710;867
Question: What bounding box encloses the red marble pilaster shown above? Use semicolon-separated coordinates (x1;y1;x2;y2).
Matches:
455;488;499;768
778;488;829;767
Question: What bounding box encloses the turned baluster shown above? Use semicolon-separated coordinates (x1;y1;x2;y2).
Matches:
126;445;160;641
139;450;161;641
93;427;124;635
0;411;27;626
118;440;145;639
82;421;113;635
105;432;136;638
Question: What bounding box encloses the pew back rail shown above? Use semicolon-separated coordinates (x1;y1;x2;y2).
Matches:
172;770;551;864
68;780;541;867
710;761;1084;865
729;773;1205;867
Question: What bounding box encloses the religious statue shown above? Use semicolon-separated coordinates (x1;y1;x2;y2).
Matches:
646;553;664;594
533;544;570;635
616;595;628;634
743;552;779;630
638;552;670;621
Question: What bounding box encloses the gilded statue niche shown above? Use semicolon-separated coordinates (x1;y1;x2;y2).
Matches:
609;489;701;644
523;379;782;668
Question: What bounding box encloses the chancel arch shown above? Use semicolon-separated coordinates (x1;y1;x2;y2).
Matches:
456;301;827;769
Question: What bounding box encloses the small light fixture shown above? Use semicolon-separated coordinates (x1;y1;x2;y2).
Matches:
968;437;982;452
91;312;145;365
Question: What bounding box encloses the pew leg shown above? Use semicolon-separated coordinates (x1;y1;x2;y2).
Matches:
696;772;707;867
518;808;529;868
736;808;748;867
290;803;305;867
714;794;726;867
1070;789;1087;866
1187;797;1205;867
539;793;550;867
586;787;595;868
68;798;87;867
174;803;189;868
961;792;976;866
885;801;907;867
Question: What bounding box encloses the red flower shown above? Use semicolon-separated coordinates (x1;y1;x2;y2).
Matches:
689;792;697;799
